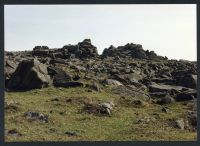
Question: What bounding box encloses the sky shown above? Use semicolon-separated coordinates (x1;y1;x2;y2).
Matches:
4;4;197;61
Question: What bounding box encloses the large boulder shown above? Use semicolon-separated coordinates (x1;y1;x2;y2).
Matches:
7;58;51;90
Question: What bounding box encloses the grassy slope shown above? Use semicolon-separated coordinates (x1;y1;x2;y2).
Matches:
5;87;197;141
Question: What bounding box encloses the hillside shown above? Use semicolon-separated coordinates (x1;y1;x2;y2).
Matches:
5;39;197;141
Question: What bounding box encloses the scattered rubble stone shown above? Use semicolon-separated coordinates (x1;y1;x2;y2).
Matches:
83;102;114;116
24;111;49;123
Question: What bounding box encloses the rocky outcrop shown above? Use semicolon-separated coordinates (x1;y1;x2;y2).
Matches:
5;39;197;97
102;43;166;60
32;39;98;59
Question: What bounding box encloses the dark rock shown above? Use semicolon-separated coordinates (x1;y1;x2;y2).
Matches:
51;98;59;101
5;59;18;87
59;111;65;115
62;39;98;59
156;95;174;105
176;89;196;101
7;58;51;90
50;67;73;86
176;74;197;89
24;111;49;123
6;129;22;136
171;69;193;77
32;46;49;56
73;74;81;81
64;131;78;136
66;98;72;102
102;43;165;60
151;77;175;85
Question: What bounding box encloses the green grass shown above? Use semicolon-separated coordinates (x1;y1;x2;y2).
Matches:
5;87;197;141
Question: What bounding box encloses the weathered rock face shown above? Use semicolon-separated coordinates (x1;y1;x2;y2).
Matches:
7;58;51;90
47;66;72;86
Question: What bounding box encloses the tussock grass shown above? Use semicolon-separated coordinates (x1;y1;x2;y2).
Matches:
5;87;197;141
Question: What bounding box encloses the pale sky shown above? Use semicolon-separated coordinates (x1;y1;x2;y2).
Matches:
4;4;197;61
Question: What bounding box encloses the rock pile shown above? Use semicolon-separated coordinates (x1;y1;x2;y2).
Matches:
5;39;197;108
102;43;166;60
33;39;98;59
